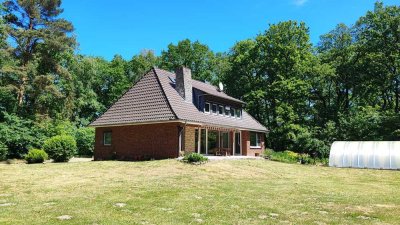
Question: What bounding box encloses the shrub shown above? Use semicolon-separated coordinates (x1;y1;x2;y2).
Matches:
25;149;48;164
263;148;274;159
298;153;312;164
182;153;208;164
0;142;7;161
269;150;299;164
0;112;39;158
75;127;95;156
43;135;77;162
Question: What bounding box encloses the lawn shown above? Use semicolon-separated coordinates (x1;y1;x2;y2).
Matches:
0;159;399;225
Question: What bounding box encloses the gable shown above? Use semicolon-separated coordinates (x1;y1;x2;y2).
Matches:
90;69;177;127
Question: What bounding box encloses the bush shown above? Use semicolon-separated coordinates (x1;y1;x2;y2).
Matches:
43;135;77;162
25;149;48;164
0;112;39;158
182;153;208;164
269;150;299;164
75;127;95;156
263;148;274;159
0;142;7;161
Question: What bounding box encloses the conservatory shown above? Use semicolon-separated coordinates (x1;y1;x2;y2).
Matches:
329;141;400;170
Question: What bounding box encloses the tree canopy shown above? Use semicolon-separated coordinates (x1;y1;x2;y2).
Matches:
0;1;399;159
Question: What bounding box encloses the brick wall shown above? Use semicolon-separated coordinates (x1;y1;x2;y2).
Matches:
94;122;180;161
183;125;197;153
241;131;265;157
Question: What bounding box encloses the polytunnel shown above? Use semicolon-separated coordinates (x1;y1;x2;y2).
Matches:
329;141;400;170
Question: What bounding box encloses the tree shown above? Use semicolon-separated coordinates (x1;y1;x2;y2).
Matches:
2;0;75;116
354;2;400;112
160;39;216;82
127;49;159;83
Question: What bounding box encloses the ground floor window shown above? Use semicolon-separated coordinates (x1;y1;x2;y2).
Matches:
250;132;261;147
103;131;112;146
208;130;219;155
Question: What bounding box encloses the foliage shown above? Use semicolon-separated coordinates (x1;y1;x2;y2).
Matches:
268;150;314;164
182;153;208;164
43;135;77;162
0;141;7;161
0;0;399;160
75;127;95;156
161;39;217;82
24;149;48;164
262;148;274;159
0;112;41;158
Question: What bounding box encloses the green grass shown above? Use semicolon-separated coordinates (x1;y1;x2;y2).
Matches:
0;159;399;224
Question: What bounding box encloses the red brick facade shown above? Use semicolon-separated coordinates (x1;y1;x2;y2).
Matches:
94;123;180;161
241;130;265;157
94;122;265;160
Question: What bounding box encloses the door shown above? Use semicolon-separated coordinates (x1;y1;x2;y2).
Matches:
235;132;241;155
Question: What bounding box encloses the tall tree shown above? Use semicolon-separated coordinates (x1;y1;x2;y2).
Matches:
2;0;75;117
355;2;400;112
127;49;159;83
160;39;216;82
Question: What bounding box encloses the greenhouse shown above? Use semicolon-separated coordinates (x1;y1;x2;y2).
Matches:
329;141;400;170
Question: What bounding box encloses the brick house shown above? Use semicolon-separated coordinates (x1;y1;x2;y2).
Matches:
90;67;268;160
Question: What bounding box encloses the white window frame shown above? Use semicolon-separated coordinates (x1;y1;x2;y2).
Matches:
103;131;112;146
204;102;210;114
218;105;224;116
212;104;217;115
225;106;230;116
230;108;235;117
236;109;241;118
250;132;261;148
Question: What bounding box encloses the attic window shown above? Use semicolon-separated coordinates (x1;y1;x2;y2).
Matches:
230;108;235;117
236;109;241;118
212;104;217;114
218;105;224;115
204;103;210;113
225;106;230;116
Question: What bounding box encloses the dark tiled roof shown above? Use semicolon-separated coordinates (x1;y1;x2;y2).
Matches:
154;68;267;132
191;79;245;104
90;69;176;126
90;67;268;132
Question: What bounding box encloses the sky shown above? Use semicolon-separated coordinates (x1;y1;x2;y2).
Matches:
61;0;399;60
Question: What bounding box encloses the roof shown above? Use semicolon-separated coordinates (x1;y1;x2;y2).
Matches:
90;67;268;132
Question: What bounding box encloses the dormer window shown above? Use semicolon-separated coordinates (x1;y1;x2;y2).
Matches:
218;105;224;115
225;106;230;116
236;109;241;118
204;103;210;113
212;104;217;114
230;108;235;117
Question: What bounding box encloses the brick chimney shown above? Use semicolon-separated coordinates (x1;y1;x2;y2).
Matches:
175;67;193;103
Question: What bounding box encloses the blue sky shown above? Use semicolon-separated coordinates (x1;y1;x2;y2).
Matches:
61;0;398;60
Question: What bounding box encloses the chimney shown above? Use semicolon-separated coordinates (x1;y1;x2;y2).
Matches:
175;67;193;103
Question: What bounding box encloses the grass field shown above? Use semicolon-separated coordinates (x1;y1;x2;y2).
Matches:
0;159;399;225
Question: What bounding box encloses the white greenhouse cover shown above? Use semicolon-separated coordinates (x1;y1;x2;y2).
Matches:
329;141;400;169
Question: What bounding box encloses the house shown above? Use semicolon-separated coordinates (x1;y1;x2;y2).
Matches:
89;67;268;160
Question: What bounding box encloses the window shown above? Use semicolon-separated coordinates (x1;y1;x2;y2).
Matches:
236;109;241;118
218;105;224;115
204;103;210;113
225;106;230;116
230;108;235;117
103;131;112;146
250;132;261;147
212;104;217;114
221;132;229;148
